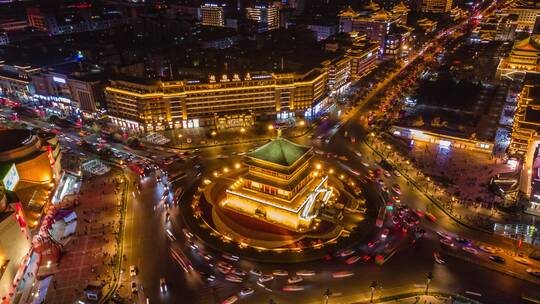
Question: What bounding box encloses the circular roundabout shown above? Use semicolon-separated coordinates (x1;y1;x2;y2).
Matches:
182;138;375;263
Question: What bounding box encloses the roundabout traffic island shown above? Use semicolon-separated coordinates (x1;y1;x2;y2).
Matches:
184;137;374;262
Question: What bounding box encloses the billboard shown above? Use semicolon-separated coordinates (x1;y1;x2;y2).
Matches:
2;164;19;191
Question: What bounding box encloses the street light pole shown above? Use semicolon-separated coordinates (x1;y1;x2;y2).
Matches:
323;288;331;304
370;281;378;303
425;272;433;295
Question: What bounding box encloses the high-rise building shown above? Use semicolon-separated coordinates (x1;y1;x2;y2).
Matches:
246;1;280;32
200;1;226;27
421;0;453;13
504;0;540;32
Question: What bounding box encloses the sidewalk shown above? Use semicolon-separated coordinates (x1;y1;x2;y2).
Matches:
367;135;508;231
43;172;124;303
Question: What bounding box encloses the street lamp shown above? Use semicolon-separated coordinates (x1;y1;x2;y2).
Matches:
316;163;322;170
369;281;378;303
211;131;217;144
268;124;274;131
425;272;433;295
178;134;183;147
324;288;332;304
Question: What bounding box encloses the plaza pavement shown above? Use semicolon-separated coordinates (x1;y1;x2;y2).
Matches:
43;171;124;303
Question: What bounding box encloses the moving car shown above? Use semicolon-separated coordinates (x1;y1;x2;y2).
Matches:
225;274;243;283
222;254;240;262
131;281;138;293
514;257;532;265
231;268;247;277
479;245;496;254
282;285;305;292
287;276;303;284
345;255;362;265
489;255;505;264
433;252;445;264
332;271;354;278
437;231;452;240
258;275;274;283
380;228;390;239
130;265;137;277
338;249;355;257
462;247;478;255
222;295;239;304
239;288;254;296
272;269;289;276
425;212;437;222
159;278;167;292
296;270;316;276
526;268;540;277
439;238;454;247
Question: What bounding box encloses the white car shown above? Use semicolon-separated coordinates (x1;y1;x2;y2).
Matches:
222;254;239;262
130;265;137;277
296;270;316;276
462;246;478;255
222;295;239;304
287;276;303;284
159;278;167;292
514;257;532;265
272;269;289;276
258;274;274;283
239;288;254;296
231;268;247;277
526;268;540;277
225;274;243;283
479;245;496;254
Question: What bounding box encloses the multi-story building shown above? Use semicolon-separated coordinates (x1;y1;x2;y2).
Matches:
26;4;130;36
200;1;226;27
339;5;411;58
391;1;410;25
508;75;540;212
0;19;28;32
307;22;338;41
246;2;280;33
0;62;40;102
323;56;350;95
471;14;518;43
421;0;453;13
496;35;540;79
31;64;105;116
105;68;333;131
504;0;540;32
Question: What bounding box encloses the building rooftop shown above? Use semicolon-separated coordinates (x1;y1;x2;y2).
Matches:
247;138;311;167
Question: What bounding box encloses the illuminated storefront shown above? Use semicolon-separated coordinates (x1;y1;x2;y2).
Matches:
223;138;332;231
390;126;494;153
